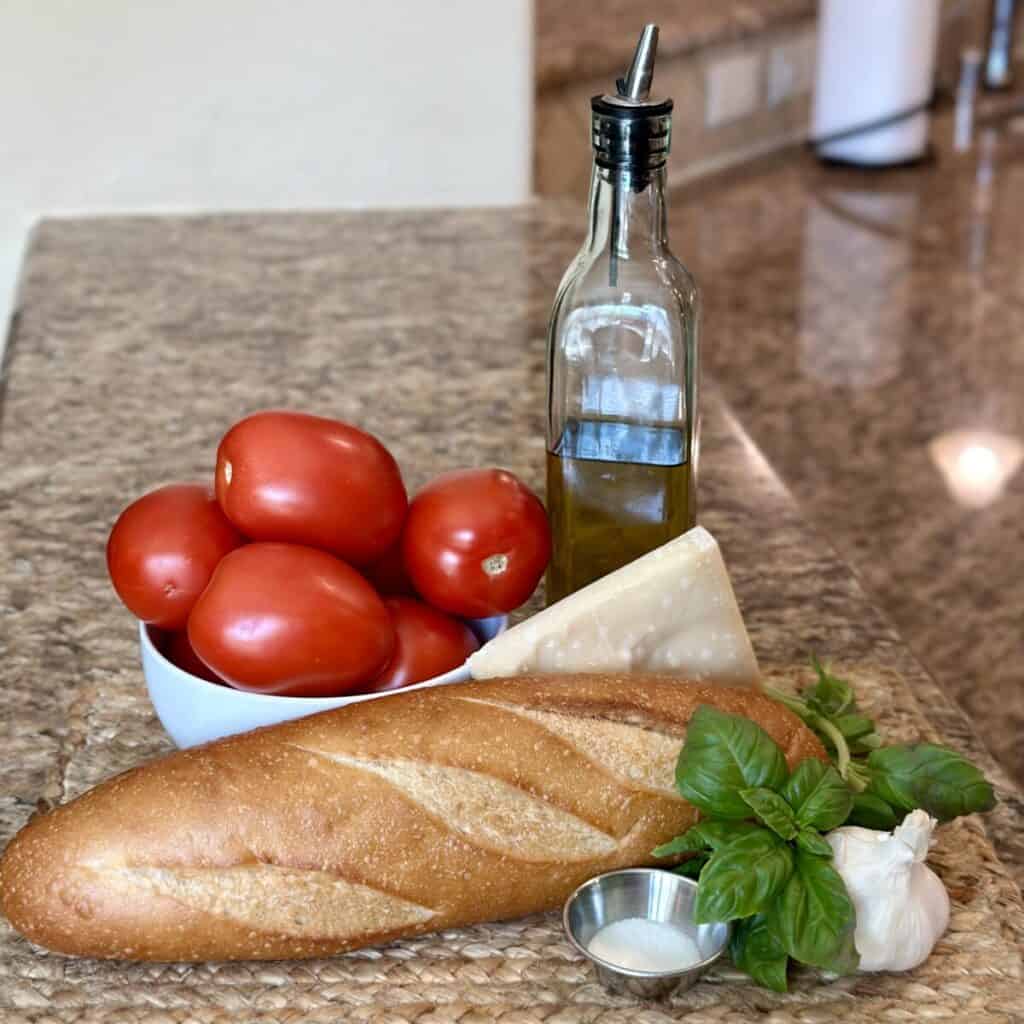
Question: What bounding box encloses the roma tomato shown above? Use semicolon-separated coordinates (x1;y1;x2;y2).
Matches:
363;598;479;693
187;542;394;697
363;542;417;597
164;630;224;684
106;484;243;630
402;469;551;618
215;411;407;566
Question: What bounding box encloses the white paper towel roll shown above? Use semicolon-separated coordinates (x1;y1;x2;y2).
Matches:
812;0;941;165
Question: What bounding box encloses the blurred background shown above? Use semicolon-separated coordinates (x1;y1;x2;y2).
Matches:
2;0;1018;337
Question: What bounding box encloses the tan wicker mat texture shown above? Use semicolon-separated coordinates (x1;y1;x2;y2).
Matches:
1;665;1021;1024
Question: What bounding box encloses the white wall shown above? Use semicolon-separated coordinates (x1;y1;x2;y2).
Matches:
0;1;534;337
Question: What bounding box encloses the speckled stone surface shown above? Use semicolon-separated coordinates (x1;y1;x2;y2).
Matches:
536;0;814;91
662;110;1024;788
0;205;1022;1018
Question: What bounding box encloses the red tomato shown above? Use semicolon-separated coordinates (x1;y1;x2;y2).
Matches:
402;469;551;618
215;411;407;566
106;484;243;630
187;542;394;697
164;630;224;684
363;598;479;693
363;542;417;597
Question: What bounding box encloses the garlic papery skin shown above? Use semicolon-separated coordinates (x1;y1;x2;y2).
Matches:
827;810;950;972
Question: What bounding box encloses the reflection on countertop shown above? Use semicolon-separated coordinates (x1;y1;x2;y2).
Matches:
670;107;1024;782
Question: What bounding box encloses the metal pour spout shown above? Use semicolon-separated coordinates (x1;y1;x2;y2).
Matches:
617;24;659;101
606;24;665;288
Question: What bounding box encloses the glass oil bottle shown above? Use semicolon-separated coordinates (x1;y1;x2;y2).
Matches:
545;25;701;604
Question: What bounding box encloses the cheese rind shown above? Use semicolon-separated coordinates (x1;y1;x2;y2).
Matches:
468;526;760;687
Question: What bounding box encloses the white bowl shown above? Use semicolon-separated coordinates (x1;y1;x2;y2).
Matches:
140;615;507;749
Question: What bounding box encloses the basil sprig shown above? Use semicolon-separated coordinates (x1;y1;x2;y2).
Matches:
764;658;995;825
655;674;997;992
658;706;857;990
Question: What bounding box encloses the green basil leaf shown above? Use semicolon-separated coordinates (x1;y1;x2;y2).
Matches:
837;714;882;756
693;830;794;924
782;759;828;811
795;828;833;858
774;849;857;970
690;819;762;850
866;743;996;822
846;792;899;830
850;732;883;754
823;924;861;977
730;912;789;992
673;856;707;879
833;714;877;743
652;832;706;858
807;656;856;717
654;820;761;858
676;706;789;819
782;760;853;832
740;788;798;839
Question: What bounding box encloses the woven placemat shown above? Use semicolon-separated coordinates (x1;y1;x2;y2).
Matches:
1;664;1021;1024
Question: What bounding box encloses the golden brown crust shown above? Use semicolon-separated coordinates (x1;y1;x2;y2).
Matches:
0;675;825;961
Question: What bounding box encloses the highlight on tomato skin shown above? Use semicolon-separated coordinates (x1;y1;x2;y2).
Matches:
214;411;407;567
402;468;552;619
361;597;480;693
106;483;244;631
187;542;396;698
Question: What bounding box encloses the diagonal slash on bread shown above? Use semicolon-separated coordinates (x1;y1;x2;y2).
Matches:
454;696;685;796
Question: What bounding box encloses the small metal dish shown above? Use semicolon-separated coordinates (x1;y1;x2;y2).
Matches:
563;868;730;1000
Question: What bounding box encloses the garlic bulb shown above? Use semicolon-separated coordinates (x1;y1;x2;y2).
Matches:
827;809;950;972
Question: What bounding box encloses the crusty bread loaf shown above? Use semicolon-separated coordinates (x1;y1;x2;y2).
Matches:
1;675;825;961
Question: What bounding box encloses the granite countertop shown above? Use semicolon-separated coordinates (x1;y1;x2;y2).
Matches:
2;117;1024;1016
664;108;1024;787
536;0;814;90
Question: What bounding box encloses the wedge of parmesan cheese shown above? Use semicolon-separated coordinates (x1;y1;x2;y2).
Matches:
468;526;760;686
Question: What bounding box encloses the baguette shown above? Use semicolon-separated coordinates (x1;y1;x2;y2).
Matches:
1;674;826;961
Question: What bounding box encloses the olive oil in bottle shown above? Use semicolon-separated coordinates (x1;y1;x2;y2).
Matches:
546;420;693;603
544;25;700;604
